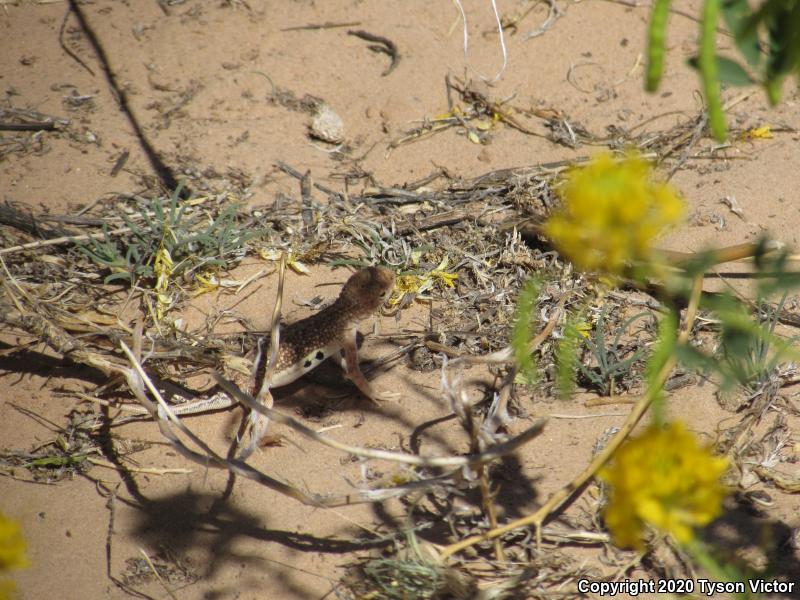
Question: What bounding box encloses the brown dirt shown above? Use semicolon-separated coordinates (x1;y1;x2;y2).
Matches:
2;1;800;599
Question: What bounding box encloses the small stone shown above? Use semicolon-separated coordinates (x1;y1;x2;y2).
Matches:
309;104;344;143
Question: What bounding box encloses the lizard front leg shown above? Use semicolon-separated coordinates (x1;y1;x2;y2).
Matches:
340;325;398;404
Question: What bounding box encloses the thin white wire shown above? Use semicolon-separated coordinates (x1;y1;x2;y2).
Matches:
452;0;508;83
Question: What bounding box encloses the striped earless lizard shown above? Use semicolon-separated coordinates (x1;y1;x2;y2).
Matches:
110;266;396;423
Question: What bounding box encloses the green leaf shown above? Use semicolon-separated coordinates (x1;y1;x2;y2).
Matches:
674;343;717;378
687;55;755;86
766;7;791;79
29;454;88;468
754;244;800;297
763;2;800;104
717;56;757;85
104;272;133;284
721;0;761;68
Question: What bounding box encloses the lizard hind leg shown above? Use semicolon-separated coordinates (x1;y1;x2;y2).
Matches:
339;326;399;404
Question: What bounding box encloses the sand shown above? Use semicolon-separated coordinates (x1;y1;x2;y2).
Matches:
2;1;799;598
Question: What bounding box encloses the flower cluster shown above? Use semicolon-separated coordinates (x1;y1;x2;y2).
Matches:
599;422;729;549
0;513;27;600
389;258;457;305
544;152;684;278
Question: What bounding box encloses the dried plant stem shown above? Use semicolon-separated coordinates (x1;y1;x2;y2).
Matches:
3;260;548;505
86;457;192;475
478;463;504;561
0;224;133;256
115;332;548;507
449;293;566;367
215;373;547;469
466;392;504;561
119;338;328;506
138;548;179;600
439;275;704;559
239;254;285;459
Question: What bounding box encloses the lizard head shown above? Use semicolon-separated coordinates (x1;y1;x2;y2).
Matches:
337;266;396;317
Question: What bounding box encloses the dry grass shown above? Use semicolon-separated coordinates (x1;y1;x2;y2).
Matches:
2;104;800;596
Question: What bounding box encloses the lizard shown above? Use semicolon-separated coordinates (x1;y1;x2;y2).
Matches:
251;265;397;404
107;266;396;423
238;265;397;456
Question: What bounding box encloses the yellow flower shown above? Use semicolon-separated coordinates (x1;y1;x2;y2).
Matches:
0;513;27;600
741;125;772;140
544;152;684;278
193;271;220;296
153;245;174;321
599;422;729;550
388;258;458;305
430;257;458;288
0;514;27;572
256;248;312;275
0;582;15;600
389;274;425;305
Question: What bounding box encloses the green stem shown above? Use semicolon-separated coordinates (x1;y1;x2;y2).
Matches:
700;0;727;141
646;0;672;91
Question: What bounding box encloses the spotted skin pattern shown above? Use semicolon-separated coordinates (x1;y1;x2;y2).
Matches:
252;266;395;402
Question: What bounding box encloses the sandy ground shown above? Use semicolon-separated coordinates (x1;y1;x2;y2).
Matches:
2;1;800;598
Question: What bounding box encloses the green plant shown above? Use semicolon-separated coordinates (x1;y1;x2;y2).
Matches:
576;307;653;396
79;186;267;287
646;0;800;140
555;311;585;399
674;291;799;411
442;154;800;583
357;530;475;599
511;277;543;383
